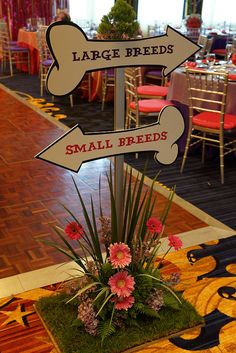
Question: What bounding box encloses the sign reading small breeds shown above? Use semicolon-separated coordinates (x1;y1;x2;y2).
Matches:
46;22;200;96
36;106;184;172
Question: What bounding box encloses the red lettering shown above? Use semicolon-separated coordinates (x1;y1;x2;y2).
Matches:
74;144;87;153
153;133;161;141
118;137;126;146
65;145;73;154
136;135;144;144
105;140;113;148
161;131;168;140
97;140;105;150
88;142;96;151
127;136;135;145
144;133;152;142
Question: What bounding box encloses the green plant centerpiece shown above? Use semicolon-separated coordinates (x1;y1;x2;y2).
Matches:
36;167;203;353
97;0;140;39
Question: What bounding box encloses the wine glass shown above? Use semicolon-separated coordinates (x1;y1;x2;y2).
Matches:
226;44;232;63
26;18;32;31
206;53;216;70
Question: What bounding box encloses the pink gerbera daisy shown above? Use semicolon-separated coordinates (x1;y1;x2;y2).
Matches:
146;217;163;234
114;296;134;310
168;234;183;251
109;242;132;268
64;221;84;240
109;271;135;297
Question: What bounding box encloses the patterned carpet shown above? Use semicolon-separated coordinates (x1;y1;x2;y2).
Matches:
0;234;236;353
1;72;236;230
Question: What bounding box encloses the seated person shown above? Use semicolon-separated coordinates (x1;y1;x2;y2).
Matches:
54;10;71;22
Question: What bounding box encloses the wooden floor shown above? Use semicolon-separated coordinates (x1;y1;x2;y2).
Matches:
0;86;208;279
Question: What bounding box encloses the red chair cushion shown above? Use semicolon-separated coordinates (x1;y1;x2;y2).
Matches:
212;48;226;55
228;74;236;81
193;111;236;129
137;85;168;97
130;99;173;113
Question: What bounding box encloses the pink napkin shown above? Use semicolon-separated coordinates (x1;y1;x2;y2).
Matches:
184;61;197;68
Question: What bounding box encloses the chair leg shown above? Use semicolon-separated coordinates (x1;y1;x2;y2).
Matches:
201;132;206;164
180;132;192;173
101;76;107;111
69;94;73;108
219;136;224;184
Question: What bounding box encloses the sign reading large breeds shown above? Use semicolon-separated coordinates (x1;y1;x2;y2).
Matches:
46;22;200;96
36;106;184;172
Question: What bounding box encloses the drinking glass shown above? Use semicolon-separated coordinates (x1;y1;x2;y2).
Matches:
206;53;216;69
226;44;232;63
26;18;32;31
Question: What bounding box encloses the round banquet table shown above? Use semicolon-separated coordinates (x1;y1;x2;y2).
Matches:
167;68;236;114
166;68;236;152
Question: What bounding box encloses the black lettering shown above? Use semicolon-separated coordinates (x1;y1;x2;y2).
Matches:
125;48;133;57
134;47;142;56
159;46;167;54
112;48;120;58
72;52;80;61
167;44;174;54
151;46;159;54
90;50;101;60
81;51;90;61
143;47;151;55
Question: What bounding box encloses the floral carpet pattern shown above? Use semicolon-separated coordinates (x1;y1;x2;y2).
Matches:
1;235;236;353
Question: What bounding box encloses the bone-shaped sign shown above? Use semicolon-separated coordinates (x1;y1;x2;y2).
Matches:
35;106;184;172
46;23;200;96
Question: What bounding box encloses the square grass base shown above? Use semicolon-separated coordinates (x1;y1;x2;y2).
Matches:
35;292;203;353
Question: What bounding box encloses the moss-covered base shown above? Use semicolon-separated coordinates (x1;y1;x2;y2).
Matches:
36;293;203;353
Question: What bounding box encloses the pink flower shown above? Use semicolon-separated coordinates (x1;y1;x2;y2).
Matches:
64;221;84;240
168;235;183;251
114;296;134;310
109;271;135;297
146;217;163;234
109;242;132;268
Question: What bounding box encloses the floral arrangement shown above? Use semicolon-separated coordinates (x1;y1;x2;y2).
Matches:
97;0;140;39
47;166;184;344
185;14;202;29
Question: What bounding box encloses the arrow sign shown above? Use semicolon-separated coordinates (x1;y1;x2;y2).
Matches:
35;106;184;172
46;22;200;96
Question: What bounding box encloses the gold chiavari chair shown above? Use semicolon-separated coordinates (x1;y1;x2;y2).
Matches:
181;68;236;184
124;67;173;129
101;68;115;111
0;19;30;76
133;66;168;100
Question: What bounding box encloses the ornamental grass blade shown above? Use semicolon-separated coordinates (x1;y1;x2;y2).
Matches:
160;186;175;225
90;196;103;264
72;177;103;262
66;282;101;303
106;166;118;243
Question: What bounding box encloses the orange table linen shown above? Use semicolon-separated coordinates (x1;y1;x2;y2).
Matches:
17;28;40;75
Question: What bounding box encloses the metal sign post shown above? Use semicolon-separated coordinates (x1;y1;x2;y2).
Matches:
114;67;125;240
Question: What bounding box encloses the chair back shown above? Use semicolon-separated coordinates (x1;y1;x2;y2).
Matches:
124;67;138;104
124;67;139;125
36;26;50;63
0;19;10;52
232;37;236;53
197;35;213;58
186;69;228;130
